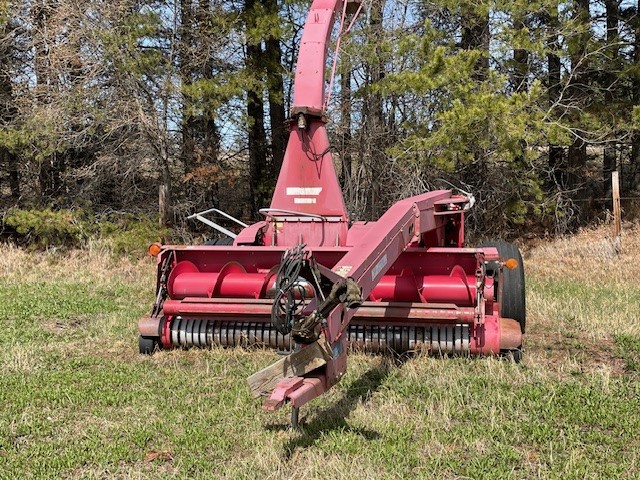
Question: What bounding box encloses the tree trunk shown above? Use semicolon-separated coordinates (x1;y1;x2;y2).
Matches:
461;2;489;79
180;0;196;177
198;0;220;206
512;13;529;175
32;0;64;203
367;0;386;219
0;147;19;200
566;0;590;196
460;0;490;191
8;151;19;200
512;16;529;93
339;54;352;189
0;20;19;201
245;0;269;217
39;154;63;202
630;0;640;192
602;0;618;199
180;0;221;208
266;37;286;176
264;0;286;176
546;5;564;188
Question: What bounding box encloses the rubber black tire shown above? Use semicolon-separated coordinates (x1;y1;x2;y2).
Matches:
509;348;523;363
204;237;234;246
479;241;526;334
139;335;158;355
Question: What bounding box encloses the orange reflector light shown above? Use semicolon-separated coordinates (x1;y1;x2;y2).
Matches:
148;242;162;257
504;258;519;270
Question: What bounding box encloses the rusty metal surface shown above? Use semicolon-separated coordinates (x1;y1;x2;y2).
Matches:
138;315;162;337
498;317;523;350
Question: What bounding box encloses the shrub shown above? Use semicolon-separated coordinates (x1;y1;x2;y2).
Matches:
4;208;87;249
97;214;170;256
3;208;170;255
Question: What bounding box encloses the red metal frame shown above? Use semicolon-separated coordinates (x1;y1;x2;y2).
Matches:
139;0;523;418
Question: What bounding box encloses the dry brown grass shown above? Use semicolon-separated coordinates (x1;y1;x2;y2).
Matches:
525;224;640;286
525;225;640;374
0;240;154;286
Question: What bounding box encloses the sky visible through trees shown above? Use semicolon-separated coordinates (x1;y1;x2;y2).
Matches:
0;0;638;238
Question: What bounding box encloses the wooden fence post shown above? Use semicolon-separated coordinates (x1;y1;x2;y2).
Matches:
159;184;168;227
612;171;621;253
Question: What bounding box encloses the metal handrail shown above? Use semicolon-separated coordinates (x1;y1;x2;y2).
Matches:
259;208;327;221
187;208;249;239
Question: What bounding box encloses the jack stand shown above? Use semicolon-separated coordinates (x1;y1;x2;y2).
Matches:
291;407;300;429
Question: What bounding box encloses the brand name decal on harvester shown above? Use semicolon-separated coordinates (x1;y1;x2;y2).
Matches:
287;187;322;204
371;254;388;281
286;187;323;195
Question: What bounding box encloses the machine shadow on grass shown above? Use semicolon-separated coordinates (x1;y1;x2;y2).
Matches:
267;355;409;459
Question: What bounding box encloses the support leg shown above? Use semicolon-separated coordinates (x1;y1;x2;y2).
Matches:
291;407;300;429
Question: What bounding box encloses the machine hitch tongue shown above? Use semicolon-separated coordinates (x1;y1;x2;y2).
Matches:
291;277;363;344
291;312;322;344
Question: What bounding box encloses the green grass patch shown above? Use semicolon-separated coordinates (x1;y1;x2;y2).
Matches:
614;334;640;372
528;276;640;341
0;281;135;345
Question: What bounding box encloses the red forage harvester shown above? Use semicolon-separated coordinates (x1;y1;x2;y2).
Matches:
138;0;525;425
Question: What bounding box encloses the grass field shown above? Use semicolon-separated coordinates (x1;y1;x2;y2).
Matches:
1;228;640;479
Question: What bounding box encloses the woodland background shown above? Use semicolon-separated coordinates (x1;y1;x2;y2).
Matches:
0;0;639;242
